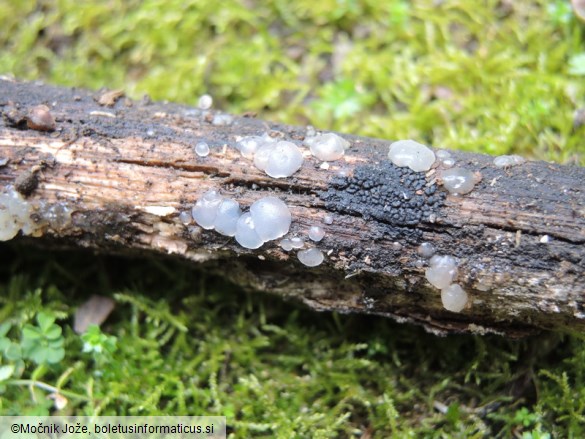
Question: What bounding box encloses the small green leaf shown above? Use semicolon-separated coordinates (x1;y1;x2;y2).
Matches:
0;364;15;381
0;322;11;337
44;325;62;340
36;312;56;333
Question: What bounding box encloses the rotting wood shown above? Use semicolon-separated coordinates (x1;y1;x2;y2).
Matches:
1;78;584;337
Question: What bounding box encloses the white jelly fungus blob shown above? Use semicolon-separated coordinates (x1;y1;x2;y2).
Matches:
250;197;292;241
493;154;526;168
388;140;436;172
441;284;468;312
212;114;233;126
179;211;192;224
441;167;476;195
198;94;213;110
0;189;29;241
214;198;241;237
306;133;349;161
253;143;273;171
297;248;324;267
306;125;316;138
417;242;436;258
308;225;325;242
263;141;303;178
290;237;304;249
191;190;223;229
323;215;333;225
236;136;264;159
279;239;293;251
425;255;457;289
235;213;264;249
435;149;451;160
195;141;210;157
441;158;456;168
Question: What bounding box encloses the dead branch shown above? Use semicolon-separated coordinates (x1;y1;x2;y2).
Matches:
1;78;584;337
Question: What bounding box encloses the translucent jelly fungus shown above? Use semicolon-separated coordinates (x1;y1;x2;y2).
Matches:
279;239;293;251
214;198;241;237
425;255;457;289
249;197;292;241
235;213;264;249
441;158;456;168
195;141;210;157
297;248;324;267
0;187;33;241
417;242;436;258
192;191;241;237
323;215;333;225
441;167;476;195
441;284;468;312
308;225;325;242
388;140;436;172
436;150;451;160
212;114;233;126
306;133;349;161
236;136;265;159
290;237;304;249
254;141;303;178
198;94;213;110
493;154;526;168
191;190;223;229
179;211;192;224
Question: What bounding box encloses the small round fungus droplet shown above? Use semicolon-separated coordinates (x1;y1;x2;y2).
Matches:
425;255;458;289
417;242;436;258
441;284;468;312
279;239;293;251
198;94;213;110
308;225;325;242
195;141;210;157
263;141;303;178
236;136;264;159
493;154;526;168
253;143;273;171
179;211;192;224
235;213;264;249
212;113;234;126
297;248;324;267
0;187;34;241
441;158;456;168
436;149;451;160
323;215;333;225
214;198;241;237
290;237;304;249
441;167;476;195
388;140;436;172
191;190;223;229
307;133;349;161
249;197;292;241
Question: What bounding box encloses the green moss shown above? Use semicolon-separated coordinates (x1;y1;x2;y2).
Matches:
1;1;585;436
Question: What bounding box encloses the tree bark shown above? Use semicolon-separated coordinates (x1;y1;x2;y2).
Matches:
1;78;584;337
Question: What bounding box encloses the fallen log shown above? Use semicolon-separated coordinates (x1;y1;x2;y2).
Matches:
1;78;584;337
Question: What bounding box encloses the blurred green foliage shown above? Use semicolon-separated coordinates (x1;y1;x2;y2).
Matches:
1;0;585;437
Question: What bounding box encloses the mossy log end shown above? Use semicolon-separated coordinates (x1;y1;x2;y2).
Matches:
1;78;584;337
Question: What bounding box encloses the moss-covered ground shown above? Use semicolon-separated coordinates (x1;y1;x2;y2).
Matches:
1;0;585;437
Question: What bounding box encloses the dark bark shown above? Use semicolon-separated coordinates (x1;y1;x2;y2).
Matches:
1;78;584;337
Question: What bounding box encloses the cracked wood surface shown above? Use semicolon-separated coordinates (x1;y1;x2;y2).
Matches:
1;78;584;337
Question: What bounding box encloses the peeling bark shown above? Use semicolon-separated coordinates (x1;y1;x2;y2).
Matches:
1;78;584;337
